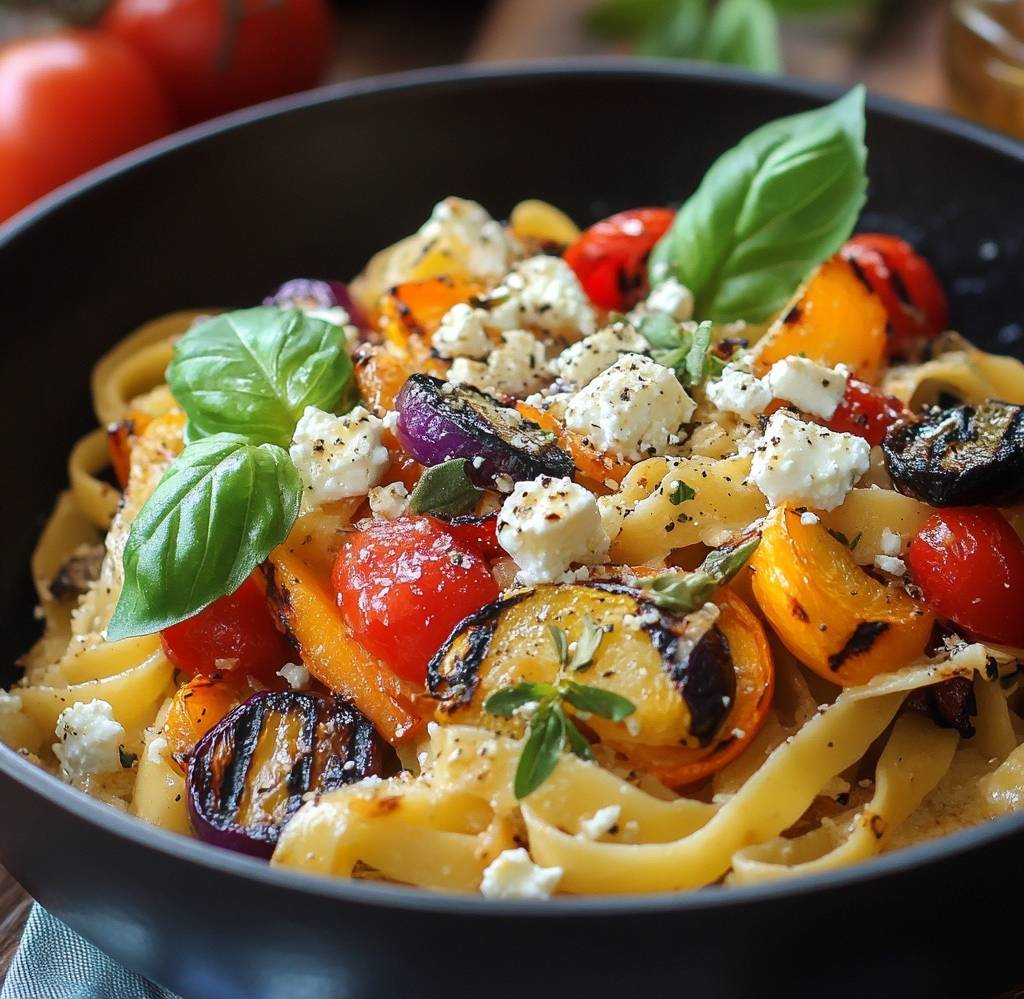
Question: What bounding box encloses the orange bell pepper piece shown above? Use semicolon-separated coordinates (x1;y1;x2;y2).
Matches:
750;506;933;686
379;276;484;355
162;673;252;773
754;256;888;384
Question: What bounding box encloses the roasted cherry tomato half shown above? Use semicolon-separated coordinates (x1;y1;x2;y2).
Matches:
840;234;949;353
908;507;1024;647
429;513;503;559
825;377;908;447
563;207;675;311
332;517;500;685
161;575;295;682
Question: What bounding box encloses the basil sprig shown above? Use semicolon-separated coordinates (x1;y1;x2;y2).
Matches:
649;86;867;322
640;535;760;614
641;317;724;388
169;308;353;448
108;307;355;638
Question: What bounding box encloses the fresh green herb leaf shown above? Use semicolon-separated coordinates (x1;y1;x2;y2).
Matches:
587;0;676;38
483;682;552;717
564;717;596;761
669;479;696;505
683;321;715;386
514;705;566;799
699;535;761;583
639;572;718;614
827;527;850;547
849;530;862;551
548;624;570;668
637;0;709;56
561;680;637;722
649;86;867;322
569;617;606;672
408;458;483;517
699;0;781;72
107;434;301;639
118;746;138;769
168;308;354;448
638;311;685;351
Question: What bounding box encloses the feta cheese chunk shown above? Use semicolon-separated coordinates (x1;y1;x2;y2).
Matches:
497;476;609;585
644;277;694;321
751;410;870;512
706;361;772;418
480;848;563;899
578;804;621;840
448;328;548;397
564;355;696;461
53;699;125;785
431;303;492;360
766;356;849;419
368;481;409;520
800;510;820;526
486;255;596;338
551;321;648;387
419;197;518;281
874;554;907;576
290;405;390;507
277;662;311;690
880;527;902;555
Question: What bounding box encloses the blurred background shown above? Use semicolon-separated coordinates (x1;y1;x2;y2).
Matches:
0;0;1021;227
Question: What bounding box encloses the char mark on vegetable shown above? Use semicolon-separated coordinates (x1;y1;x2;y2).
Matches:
905;676;977;739
828;621;890;672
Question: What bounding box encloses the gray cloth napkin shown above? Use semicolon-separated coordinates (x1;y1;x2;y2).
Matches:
1;905;178;999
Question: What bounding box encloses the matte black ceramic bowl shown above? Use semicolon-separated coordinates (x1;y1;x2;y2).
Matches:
2;62;1023;999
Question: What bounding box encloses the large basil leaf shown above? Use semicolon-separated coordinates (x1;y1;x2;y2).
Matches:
168;308;353;448
107;433;301;639
649;86;866;322
700;0;780;72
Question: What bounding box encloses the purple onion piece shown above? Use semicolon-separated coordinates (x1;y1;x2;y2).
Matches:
263;278;370;333
395;374;574;488
186;690;396;858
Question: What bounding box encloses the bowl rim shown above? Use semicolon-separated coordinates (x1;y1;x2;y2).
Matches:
2;57;1024;917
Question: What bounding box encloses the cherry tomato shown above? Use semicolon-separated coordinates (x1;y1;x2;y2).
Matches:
840;234;949;354
161;575;295;682
332;517;500;685
563;207;675;311
825;377;908;447
0;31;172;222
908;508;1024;647
432;513;503;559
103;0;332;125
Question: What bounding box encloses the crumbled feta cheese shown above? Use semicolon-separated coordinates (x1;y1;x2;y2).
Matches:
53;699;125;785
644;277;694;321
145;735;168;765
706;362;772;418
800;511;820;526
419;197;518;281
564;355;695;461
497;476;609;585
431;303;492;360
368;481;409;520
874;554;907;576
766;356;849;419
448;328;548;397
550;321;648;387
486;255;596;338
277;662;311;690
290;405;390;507
880;527;902;556
480;848;562;899
578;804;621;840
0;692;22;714
750;410;870;511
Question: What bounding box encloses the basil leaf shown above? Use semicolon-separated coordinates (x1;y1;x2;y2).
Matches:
408;458;483;517
569;617;606;673
484;681;551;718
637;0;709;57
514;705;566;799
560;681;636;723
683;320;715;386
700;535;761;582
669;480;695;505
638;311;684;351
564;717;595;761
699;0;781;72
650;86;867;322
107;433;301;639
548;624;570;667
168;308;353;448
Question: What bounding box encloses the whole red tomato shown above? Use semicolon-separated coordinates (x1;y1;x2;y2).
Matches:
104;0;333;125
332;517;500;685
0;31;172;222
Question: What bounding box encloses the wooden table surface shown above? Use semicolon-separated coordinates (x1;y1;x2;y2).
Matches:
0;0;966;988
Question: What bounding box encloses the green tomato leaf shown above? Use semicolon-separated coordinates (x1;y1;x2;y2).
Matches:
514;705;566;799
484;681;553;718
168;308;354;448
106;433;301;639
560;680;636;723
699;0;781;72
407;458;483;517
649;86;867;322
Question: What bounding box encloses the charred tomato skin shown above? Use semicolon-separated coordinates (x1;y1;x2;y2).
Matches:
908;507;1024;647
186;690;395;857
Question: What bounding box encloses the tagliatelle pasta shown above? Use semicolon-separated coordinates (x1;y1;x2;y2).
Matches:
8;99;1024;899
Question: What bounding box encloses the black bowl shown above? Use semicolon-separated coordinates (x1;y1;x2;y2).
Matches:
2;62;1023;999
